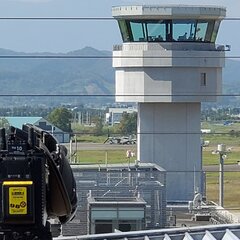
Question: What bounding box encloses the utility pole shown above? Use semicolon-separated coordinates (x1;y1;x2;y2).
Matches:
217;144;226;207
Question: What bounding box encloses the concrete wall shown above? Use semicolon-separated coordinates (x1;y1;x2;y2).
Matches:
115;67;222;102
113;43;224;103
137;102;202;201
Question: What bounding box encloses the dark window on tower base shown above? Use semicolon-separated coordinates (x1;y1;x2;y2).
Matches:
201;73;207;86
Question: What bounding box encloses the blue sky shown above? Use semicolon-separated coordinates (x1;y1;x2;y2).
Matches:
0;0;238;54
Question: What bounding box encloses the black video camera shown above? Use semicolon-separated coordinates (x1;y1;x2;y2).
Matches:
0;124;77;240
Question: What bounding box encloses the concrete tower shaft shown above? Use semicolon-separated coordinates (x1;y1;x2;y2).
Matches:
112;5;226;201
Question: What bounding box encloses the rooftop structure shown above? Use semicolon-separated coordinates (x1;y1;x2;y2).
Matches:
88;197;146;234
112;5;226;19
106;107;137;125
62;163;166;236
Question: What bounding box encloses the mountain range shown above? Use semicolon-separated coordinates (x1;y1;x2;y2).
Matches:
0;46;238;107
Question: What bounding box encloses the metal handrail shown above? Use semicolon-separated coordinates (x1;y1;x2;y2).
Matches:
54;223;240;240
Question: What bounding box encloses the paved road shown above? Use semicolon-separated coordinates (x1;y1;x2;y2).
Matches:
64;142;137;151
203;164;240;172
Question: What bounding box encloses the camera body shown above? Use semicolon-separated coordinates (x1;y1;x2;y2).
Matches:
0;124;77;240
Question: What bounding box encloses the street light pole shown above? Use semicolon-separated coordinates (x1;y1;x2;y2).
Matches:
217;144;226;207
219;152;224;207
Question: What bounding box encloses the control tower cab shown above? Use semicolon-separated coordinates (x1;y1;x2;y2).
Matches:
112;5;226;201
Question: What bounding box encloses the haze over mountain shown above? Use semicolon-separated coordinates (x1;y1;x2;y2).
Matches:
0;46;238;107
0;47;114;95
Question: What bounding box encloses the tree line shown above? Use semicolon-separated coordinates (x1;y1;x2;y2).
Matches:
0;107;137;136
2;105;239;136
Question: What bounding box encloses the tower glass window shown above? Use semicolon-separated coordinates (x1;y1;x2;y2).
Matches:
146;21;166;41
118;20;131;42
118;19;220;43
172;20;197;41
130;21;147;41
211;20;221;42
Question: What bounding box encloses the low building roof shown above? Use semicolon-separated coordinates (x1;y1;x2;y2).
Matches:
4;116;42;129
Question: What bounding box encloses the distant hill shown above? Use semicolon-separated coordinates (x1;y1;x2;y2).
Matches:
0;47;114;106
220;59;240;107
223;59;240;93
0;47;239;107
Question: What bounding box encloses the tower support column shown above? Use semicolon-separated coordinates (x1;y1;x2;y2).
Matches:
138;102;202;200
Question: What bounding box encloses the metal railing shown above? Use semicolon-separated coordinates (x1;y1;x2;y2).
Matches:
55;224;240;240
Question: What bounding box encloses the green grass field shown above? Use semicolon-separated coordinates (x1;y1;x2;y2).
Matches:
202;122;240;208
75;149;137;165
73;121;240;209
206;171;240;208
202;151;240;165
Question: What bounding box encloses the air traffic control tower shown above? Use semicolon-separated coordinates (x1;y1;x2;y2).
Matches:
112;5;226;201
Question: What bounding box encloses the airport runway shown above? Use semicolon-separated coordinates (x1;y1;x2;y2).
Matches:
203;164;240;172
64;142;137;151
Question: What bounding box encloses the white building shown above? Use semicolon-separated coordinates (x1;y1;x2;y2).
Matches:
106;107;137;125
112;5;226;201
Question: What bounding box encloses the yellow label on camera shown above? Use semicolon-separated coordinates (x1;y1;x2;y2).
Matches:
9;187;27;215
